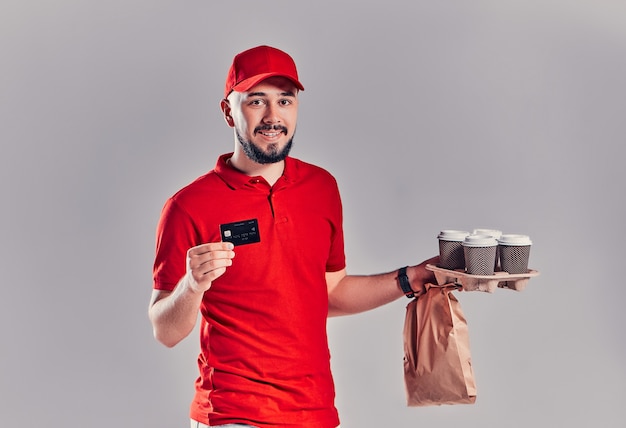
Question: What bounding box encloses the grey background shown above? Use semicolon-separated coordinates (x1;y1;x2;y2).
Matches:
2;1;624;427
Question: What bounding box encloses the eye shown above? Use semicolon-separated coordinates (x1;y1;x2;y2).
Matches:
279;98;293;106
248;98;265;107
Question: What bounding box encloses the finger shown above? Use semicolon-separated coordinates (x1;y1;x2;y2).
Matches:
193;258;233;284
194;252;234;271
188;246;235;264
188;251;235;273
188;241;234;256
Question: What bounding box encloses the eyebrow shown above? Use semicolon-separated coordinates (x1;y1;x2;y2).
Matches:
247;90;296;98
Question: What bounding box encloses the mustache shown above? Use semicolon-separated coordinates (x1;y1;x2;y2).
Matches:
254;124;288;135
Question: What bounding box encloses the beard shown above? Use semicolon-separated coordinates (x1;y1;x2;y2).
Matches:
236;126;294;164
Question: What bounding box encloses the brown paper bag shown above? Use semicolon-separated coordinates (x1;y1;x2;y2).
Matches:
403;283;477;406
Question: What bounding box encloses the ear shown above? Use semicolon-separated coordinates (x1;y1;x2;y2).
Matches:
220;99;235;128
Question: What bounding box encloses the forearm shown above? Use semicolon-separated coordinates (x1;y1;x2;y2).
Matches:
328;262;435;317
149;275;204;347
328;271;398;316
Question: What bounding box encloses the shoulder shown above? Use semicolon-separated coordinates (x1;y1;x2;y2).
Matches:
163;170;225;215
288;157;338;186
171;170;222;198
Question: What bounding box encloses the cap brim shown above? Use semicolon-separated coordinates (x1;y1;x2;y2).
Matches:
231;72;304;94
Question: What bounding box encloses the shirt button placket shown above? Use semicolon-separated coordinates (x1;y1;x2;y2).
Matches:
270;192;288;224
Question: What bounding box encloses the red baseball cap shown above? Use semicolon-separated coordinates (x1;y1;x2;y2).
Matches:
224;45;304;98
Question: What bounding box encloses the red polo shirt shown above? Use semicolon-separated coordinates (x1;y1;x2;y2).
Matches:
153;153;345;427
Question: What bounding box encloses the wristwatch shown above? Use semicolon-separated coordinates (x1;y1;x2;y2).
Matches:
397;266;414;298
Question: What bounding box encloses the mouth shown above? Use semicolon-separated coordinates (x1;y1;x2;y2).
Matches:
259;131;282;138
254;125;288;138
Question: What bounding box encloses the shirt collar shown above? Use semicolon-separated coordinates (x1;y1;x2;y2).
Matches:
214;153;298;190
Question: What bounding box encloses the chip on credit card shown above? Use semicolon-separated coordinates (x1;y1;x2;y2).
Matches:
219;219;261;246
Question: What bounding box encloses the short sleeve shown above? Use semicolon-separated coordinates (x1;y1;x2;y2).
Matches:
152;197;199;291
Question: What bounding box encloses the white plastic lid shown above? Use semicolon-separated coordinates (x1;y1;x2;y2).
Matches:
437;230;470;241
497;234;532;246
462;234;498;247
472;228;502;239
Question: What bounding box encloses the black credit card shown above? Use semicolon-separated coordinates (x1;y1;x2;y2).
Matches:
219;219;261;246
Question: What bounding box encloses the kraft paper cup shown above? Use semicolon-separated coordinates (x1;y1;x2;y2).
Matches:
498;234;532;274
437;230;470;270
462;234;498;275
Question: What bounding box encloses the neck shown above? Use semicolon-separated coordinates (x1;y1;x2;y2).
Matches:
229;150;285;186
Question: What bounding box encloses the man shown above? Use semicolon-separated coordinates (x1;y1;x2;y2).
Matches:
149;45;438;428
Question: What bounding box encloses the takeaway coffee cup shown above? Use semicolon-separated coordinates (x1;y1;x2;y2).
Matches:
437;230;470;270
472;229;502;239
473;229;502;269
462;234;498;275
498;234;532;274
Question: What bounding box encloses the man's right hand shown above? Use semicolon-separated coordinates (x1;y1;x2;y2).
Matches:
186;242;236;293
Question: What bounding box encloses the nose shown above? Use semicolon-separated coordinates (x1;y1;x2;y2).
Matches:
262;103;281;124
